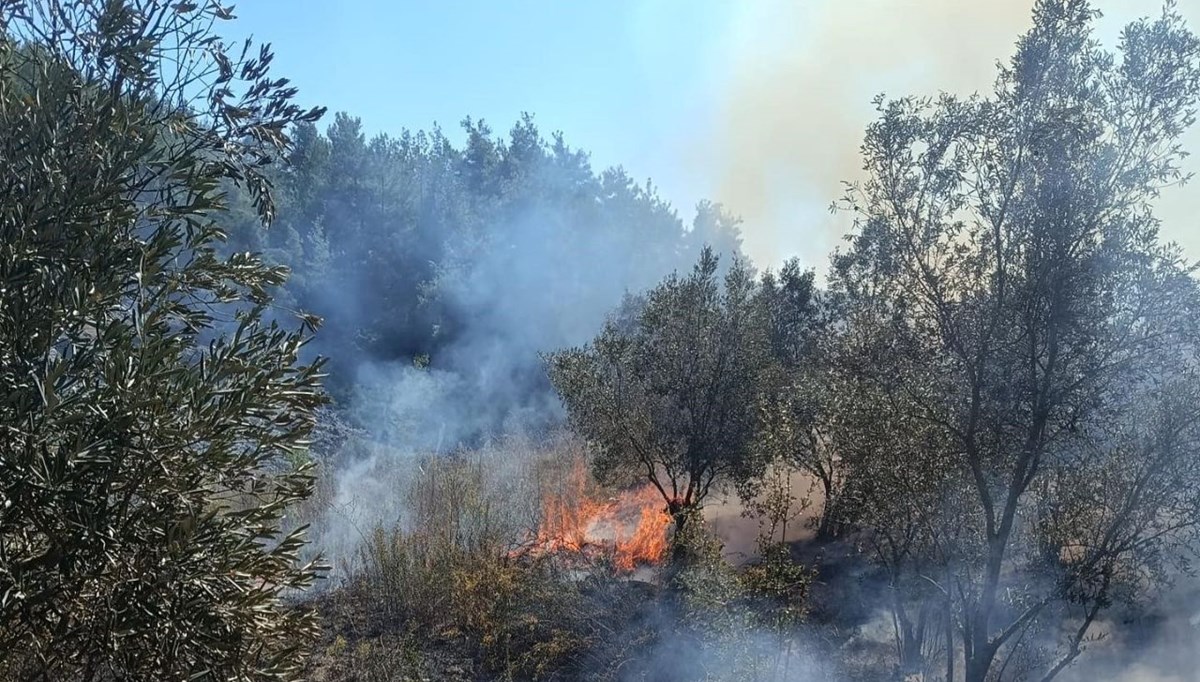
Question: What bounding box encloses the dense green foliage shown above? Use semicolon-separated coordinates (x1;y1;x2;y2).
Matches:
0;1;325;679
546;248;816;521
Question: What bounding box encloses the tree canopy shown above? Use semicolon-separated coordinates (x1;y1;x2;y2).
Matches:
547;249;805;523
826;1;1200;679
0;1;325;679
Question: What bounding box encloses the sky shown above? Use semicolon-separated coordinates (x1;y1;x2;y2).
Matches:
228;0;1200;271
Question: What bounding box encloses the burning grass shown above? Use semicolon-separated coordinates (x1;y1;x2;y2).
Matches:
311;436;678;680
515;458;671;573
307;435;830;681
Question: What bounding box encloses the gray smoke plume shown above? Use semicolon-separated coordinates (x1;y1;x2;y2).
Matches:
294;162;743;570
699;0;1200;272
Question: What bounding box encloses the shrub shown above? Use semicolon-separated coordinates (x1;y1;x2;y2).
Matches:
0;2;324;679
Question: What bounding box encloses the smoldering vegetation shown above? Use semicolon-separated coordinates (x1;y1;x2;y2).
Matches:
220;113;749;566
233;2;1200;680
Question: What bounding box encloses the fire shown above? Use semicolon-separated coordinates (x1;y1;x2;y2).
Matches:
589;485;672;572
521;458;671;572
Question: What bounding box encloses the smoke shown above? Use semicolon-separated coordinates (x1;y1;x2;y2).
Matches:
624;626;838;682
297;163;740;568
696;3;1200;677
280;3;1200;677
1059;582;1200;682
705;0;1200;271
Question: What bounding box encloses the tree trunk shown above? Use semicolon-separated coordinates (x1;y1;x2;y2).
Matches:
815;476;838;541
965;647;997;682
665;501;700;569
945;590;955;682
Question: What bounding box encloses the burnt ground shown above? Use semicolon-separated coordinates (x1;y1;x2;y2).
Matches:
300;536;899;682
304;575;674;682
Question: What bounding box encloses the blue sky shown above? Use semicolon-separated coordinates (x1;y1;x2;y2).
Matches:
227;1;1200;269
226;1;729;221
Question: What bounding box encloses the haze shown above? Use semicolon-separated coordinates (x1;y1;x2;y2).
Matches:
233;0;1200;270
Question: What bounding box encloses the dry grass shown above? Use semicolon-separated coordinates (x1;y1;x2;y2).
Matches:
297;430;839;681
303;434;647;680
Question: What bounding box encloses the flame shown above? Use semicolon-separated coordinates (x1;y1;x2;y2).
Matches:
611;486;672;572
522;458;671;572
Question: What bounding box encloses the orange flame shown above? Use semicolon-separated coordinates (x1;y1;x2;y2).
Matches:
523;459;671;572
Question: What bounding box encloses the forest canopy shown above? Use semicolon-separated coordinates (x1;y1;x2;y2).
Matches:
219;113;746;448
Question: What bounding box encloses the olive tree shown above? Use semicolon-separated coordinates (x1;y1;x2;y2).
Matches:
752;260;840;539
0;1;325;679
829;1;1200;680
545;248;775;527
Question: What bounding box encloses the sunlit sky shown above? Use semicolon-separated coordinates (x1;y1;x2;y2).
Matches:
230;1;1200;270
227;1;724;192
